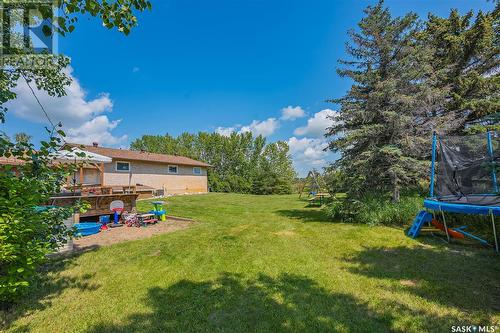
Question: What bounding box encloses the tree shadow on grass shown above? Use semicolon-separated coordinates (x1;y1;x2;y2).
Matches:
276;209;333;223
0;253;101;330
343;245;500;318
88;272;466;333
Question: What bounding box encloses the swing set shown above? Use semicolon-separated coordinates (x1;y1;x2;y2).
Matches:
298;169;330;205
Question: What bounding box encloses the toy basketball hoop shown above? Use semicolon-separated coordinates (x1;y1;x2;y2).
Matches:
110;200;124;211
110;200;124;224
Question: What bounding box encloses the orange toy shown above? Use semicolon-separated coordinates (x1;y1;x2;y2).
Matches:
431;219;465;239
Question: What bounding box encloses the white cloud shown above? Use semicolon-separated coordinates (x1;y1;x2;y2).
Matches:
238;118;279;137
8;67;112;127
310;159;327;167
215;126;236;137
288;136;333;176
215;119;278;138
66;116;127;146
294;109;338;138
215;118;278;138
214;111;338;176
7;67;127;146
280;105;305;121
288;137;329;160
215;105;306;139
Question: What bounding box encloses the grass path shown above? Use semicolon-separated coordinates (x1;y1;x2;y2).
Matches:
2;194;499;332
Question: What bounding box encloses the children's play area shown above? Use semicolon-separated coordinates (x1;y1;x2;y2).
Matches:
41;197;173;253
298;169;331;205
408;131;499;252
75;200;167;234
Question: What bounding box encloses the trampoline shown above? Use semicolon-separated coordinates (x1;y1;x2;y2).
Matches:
412;131;499;251
424;196;500;215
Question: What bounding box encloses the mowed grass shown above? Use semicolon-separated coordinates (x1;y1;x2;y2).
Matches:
2;193;499;332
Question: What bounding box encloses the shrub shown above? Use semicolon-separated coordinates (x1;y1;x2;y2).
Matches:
324;192;423;226
325;191;499;244
0;136;74;307
0;206;72;305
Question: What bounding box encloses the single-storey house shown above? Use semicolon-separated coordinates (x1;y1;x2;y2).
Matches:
66;143;210;196
0;143;210;197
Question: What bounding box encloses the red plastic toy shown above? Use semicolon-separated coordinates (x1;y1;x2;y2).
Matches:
431;219;465;239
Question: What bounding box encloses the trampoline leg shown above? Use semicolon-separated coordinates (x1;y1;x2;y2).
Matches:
490;210;499;253
440;209;451;243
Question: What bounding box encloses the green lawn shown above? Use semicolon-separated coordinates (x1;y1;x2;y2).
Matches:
2;194;499;332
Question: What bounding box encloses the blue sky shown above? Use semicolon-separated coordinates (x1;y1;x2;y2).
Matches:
2;0;494;176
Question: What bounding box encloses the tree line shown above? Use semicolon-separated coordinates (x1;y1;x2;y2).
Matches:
130;132;296;194
327;1;499;202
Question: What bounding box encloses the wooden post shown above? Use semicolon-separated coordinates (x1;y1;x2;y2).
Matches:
99;162;104;185
79;167;84;185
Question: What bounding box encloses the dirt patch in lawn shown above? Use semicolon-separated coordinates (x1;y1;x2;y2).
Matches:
72;216;196;252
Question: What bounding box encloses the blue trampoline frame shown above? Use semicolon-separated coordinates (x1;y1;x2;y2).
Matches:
424;199;500;216
423;131;499;252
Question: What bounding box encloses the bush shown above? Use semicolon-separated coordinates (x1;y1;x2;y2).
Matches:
0;136;74;307
324;192;423;226
324;191;499;245
0;206;72;305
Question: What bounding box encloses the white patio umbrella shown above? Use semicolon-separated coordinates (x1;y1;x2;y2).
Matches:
51;147;112;163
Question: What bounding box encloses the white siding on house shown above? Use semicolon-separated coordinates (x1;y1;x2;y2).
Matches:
103;160;208;194
105;161;207;176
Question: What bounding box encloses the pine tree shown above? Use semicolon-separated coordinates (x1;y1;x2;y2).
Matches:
327;1;446;201
424;5;499;132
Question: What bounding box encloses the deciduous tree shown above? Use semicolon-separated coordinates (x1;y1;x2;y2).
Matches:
131;132;296;195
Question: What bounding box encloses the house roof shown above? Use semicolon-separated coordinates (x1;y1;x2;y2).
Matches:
66;143;211;167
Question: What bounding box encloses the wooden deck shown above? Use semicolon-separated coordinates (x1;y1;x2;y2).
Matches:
49;193;139;217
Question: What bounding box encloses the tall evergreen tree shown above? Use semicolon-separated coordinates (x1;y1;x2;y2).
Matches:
424;5;499;132
327;1;446;201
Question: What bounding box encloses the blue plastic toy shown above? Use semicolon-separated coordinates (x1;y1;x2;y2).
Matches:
150;201;167;221
74;223;101;237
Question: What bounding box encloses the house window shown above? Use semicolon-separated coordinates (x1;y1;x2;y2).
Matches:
168;165;178;174
193;167;201;175
116;161;130;172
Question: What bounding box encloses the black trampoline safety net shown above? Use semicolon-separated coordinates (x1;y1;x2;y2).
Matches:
434;131;500;206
